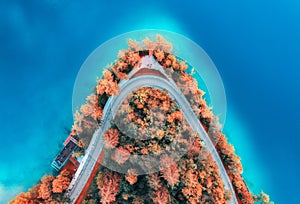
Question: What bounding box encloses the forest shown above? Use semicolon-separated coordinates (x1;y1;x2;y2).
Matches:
11;35;273;204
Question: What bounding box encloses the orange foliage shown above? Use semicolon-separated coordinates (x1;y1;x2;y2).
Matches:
92;106;103;120
85;93;103;120
176;72;199;95
140;147;149;154
151;186;170;204
80;103;94;117
52;169;70;193
147;173;162;191
97;171;121;203
115;60;128;72
38;183;51;200
92;105;103;120
127;39;140;50
10;171;72;203
96;70;120;96
117;49;138;71
154;49;165;62
178;61;188;71
13;36;259;204
111;146;130;165
232;174;254;204
143;37;156;50
160;155;179;187
166;54;178;68
254;191;272;204
38;175;54;200
156;34;173;53
118;50;127;61
126;51;140;67
111;64;128;81
187;137;203;157
86;93;97;104
103;128;119;148
148;142;162;155
73;110;84;134
9;192;34;204
167;110;183;123
200;106;214;119
182;168;202;204
125;168;138;185
215;132;243;175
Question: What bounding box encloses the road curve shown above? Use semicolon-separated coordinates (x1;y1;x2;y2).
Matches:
67;56;238;204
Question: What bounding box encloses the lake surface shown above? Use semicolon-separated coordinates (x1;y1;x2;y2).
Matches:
1;1;300;203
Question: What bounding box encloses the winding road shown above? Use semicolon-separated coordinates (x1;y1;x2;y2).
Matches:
67;56;238;204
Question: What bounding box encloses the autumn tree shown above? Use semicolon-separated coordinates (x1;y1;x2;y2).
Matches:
96;70;120;96
125;168;138;185
103;128;119;148
160;155;180;188
38;175;54;200
52;169;71;193
9;192;34;204
232;174;254;204
151;186;170;204
111;146;130;165
10;172;71;203
12;35;273;204
182;168;202;204
254;191;274;204
147;173;162;191
97;170;121;203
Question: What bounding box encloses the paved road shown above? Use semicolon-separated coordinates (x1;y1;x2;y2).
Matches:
67;56;238;204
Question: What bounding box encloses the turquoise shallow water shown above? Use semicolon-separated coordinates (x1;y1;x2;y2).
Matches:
224;108;273;195
0;76;74;203
1;1;300;204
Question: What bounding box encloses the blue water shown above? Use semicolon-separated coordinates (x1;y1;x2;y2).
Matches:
1;0;300;203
